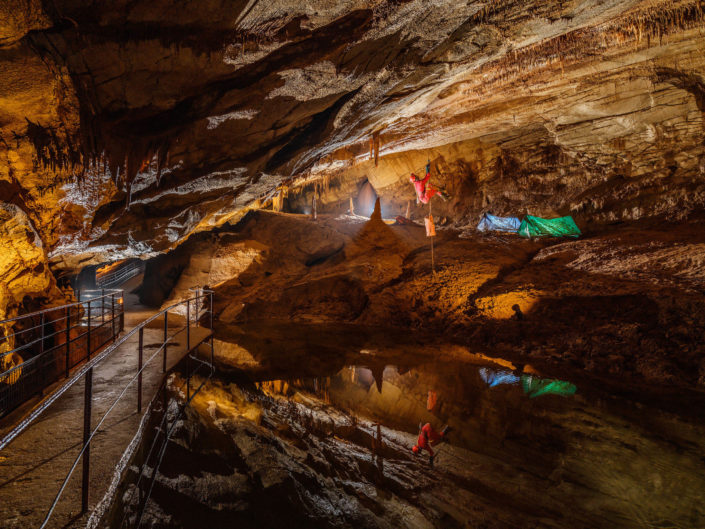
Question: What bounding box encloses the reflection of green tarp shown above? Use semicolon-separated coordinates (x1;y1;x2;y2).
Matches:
518;215;581;238
521;375;577;398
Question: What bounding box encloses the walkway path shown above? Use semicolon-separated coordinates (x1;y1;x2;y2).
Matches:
0;276;211;528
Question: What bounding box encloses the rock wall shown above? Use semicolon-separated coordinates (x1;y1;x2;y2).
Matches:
0;203;65;360
1;0;705;276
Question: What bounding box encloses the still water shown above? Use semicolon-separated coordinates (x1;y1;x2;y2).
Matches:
139;323;705;528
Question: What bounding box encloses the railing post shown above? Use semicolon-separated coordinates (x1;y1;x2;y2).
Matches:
111;293;116;341
81;367;93;514
65;306;70;377
209;290;213;330
138;327;143;413
194;289;199;326
38;312;46;396
86;300;92;361
186;354;190;402
186;299;190;351
120;293;124;332
163;311;168;373
101;289;105;323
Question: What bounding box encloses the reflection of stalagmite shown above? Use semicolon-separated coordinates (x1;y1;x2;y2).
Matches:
370;363;384;394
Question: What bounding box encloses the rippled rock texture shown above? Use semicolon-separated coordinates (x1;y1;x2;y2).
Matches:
2;0;705;383
2;0;705;282
0;203;64;351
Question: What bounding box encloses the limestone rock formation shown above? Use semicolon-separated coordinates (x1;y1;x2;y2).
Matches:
1;0;704;281
0;203;63;322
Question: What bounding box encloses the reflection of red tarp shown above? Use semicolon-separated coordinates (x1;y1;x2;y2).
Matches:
427;390;437;411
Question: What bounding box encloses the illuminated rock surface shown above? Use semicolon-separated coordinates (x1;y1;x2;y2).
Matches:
2;0;705;270
2;1;705;526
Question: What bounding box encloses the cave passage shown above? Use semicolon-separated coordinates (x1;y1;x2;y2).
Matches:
3;0;705;528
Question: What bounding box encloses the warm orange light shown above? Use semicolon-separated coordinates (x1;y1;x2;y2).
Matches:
475;289;543;319
117;297;124;305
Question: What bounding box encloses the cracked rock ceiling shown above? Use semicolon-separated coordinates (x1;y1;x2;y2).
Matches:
1;0;705;276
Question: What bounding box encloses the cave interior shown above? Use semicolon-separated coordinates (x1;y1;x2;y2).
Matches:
1;1;705;528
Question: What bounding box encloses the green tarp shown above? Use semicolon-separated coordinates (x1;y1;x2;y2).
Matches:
518;215;581;238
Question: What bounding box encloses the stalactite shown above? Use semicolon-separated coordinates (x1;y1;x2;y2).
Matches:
463;0;705;100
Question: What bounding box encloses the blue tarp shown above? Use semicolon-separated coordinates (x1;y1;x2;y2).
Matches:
477;213;521;233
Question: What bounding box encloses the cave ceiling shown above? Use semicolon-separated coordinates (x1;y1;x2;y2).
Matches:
1;0;705;269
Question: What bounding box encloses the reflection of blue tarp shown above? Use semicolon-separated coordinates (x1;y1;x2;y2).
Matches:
479;368;520;387
477;213;521;233
480;368;577;398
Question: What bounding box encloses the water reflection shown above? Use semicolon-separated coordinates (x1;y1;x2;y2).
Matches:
252;359;583;455
199;323;705;528
479;367;577;398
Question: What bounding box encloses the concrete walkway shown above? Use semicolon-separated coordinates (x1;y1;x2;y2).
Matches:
0;277;211;528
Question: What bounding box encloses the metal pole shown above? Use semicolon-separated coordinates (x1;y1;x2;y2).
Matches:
186;299;190;350
431;236;435;273
111;294;116;340
38;312;46;396
81;367;93;513
209;291;213;330
65;306;70;377
138;327;143;413
194;289;199;326
186;355;190;402
101;289;105;323
163;311;168;373
86;300;91;360
119;291;124;332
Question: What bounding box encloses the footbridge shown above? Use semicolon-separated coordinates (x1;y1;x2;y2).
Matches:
0;287;215;528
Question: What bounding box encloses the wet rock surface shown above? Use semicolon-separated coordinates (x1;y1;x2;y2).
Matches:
150;210;705;388
118;336;705;529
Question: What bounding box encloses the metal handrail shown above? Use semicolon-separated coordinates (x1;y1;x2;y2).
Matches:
1;290;125;416
121;351;214;528
96;260;144;289
0;289;123;325
0;288;214;528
